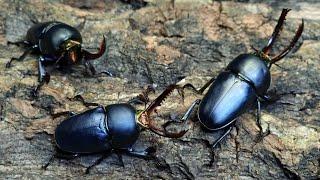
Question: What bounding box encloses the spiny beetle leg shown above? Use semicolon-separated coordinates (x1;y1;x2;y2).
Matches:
211;124;235;149
85;151;112;174
68;95;101;107
7;40;31;47
255;99;271;142
183;77;215;95
51;111;76;119
6;45;37;68
162;99;201;130
42;149;79;170
32;57;51;97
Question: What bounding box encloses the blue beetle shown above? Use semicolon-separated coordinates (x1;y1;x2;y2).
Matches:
43;85;187;174
6;21;109;96
177;9;304;149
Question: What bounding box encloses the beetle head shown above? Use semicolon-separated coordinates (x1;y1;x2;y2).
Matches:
60;39;82;64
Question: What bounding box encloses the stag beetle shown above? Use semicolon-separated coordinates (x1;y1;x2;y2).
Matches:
43;85;187;174
6;21;110;96
175;9;304;149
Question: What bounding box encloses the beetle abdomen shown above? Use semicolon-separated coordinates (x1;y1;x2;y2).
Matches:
55;106;111;153
198;72;256;130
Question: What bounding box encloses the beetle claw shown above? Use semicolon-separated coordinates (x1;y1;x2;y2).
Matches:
137;84;188;138
83;35;106;60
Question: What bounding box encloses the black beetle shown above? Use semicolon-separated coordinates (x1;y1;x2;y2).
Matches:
6;21;110;96
43;85;187;173
175;9;304;149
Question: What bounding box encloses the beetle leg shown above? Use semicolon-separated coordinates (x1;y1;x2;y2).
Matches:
32;56;51;97
68;95;101;107
138;84;188;138
254;99;271;142
7;40;31;47
163;99;201;130
83;36;106;60
211;124;234;149
51;111;76;119
6;45;37;68
42;149;79;170
259;90;280;104
125;147;156;159
85;151;112;174
84;61;113;77
183;77;215;95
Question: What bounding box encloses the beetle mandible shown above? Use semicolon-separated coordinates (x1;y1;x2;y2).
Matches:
6;21;110;96
173;9;304;149
43;85;187;174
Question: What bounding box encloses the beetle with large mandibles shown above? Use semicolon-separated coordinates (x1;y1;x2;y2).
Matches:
43;85;187;174
172;9;304;149
6;21;111;96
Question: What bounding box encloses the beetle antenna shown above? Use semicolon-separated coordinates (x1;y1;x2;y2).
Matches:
83;35;106;60
137;85;188;138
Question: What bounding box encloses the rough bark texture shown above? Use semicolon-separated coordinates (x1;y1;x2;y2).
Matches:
0;0;319;179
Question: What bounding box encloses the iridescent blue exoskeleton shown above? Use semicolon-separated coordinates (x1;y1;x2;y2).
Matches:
176;9;304;149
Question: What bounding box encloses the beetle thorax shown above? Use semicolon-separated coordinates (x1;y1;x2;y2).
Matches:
227;53;271;95
105;104;140;149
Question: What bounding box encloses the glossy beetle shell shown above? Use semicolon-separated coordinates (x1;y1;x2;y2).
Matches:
55;107;111;153
198;72;257;130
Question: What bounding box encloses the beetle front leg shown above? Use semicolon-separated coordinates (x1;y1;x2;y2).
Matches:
68;95;101;107
6;45;37;68
32;57;51;97
51;111;76;119
183;77;215;95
